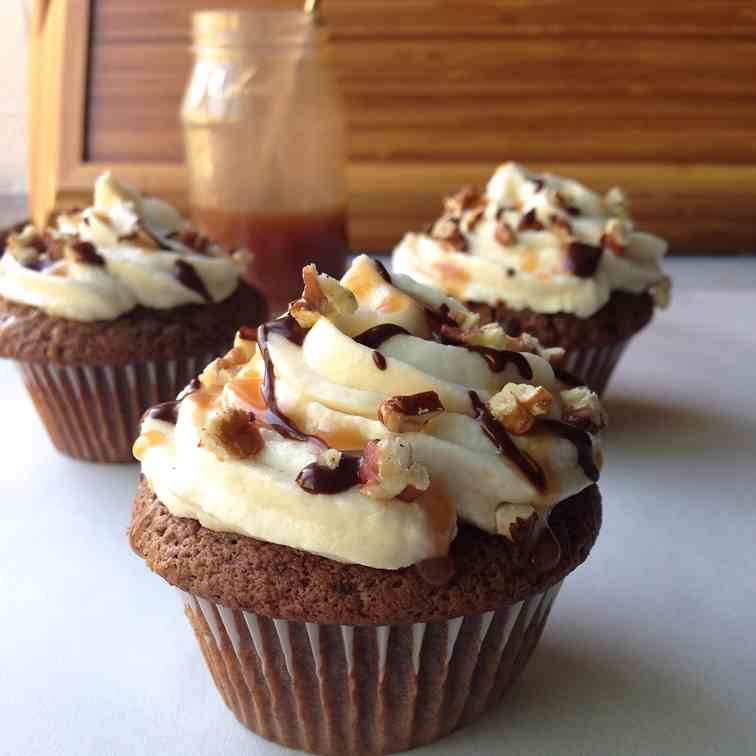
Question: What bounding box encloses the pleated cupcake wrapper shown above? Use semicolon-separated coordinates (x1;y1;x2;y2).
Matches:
179;580;562;755
17;353;217;463
560;338;630;395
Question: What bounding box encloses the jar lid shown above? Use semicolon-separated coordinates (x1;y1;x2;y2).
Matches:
192;10;318;49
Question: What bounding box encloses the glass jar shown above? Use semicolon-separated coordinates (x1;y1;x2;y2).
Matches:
181;9;349;313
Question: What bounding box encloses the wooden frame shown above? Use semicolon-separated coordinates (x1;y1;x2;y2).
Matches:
30;0;183;228
29;0;756;252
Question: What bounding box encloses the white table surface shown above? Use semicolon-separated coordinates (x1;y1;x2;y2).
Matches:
1;258;755;756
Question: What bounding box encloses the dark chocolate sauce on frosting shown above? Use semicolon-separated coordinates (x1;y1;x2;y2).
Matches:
174;259;211;301
468;347;533;377
566;242;602;278
147;400;181;424
374;259;393;283
552;365;582;388
70;240;105;266
436;326;533;378
372;351;387;370
353;323;410;349
257;317;323;447
539;419;599;482
469;391;547;493
296;454;361;495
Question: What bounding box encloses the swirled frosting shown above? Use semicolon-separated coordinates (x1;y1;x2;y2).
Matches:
0;172;241;321
134;255;605;571
393;162;670;318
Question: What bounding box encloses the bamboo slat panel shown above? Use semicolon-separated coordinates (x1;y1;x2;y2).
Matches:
32;0;756;252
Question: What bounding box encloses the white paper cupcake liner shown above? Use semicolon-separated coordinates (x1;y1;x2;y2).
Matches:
560;338;630;395
18;352;217;463
179;580;563;755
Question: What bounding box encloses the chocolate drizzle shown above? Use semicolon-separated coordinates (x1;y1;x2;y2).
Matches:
374;259;393;283
566;242;602;278
436;327;533;378
372;351;387;370
469;391;546;493
296;454;361;495
540;419;599;482
552;365;582;387
257;316;324;448
518;208;545;232
353;323;410;349
70;240;105;266
147;400;180;424
174;259;211;301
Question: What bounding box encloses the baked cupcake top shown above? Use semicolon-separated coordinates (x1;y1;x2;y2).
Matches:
393;162;670;318
134;255;605;572
0;172;242;322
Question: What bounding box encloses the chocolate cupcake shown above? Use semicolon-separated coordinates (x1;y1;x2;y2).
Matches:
392;162;671;393
0;172;266;462
129;255;605;754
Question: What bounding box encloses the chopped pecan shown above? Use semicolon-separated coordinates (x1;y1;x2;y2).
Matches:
200;337;256;388
605;186;628;217
289;264;358;328
5;225;47;264
378;391;444;432
488;383;553;435
430;217;467;251
462;206;486;234
601;218;628;255
203;408;264;461
550;214;573;238
494;220;516;246
560;387;606;433
443;185;484;217
358;438;430;501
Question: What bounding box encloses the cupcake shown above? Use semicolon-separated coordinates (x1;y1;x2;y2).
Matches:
393;162;670;393
129;255;604;755
0;172;267;462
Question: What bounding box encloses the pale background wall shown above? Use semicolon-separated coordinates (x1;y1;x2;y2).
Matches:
0;2;28;195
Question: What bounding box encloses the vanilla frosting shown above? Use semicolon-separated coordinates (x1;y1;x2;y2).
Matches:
393;162;670;318
0;172;241;321
134;255;605;571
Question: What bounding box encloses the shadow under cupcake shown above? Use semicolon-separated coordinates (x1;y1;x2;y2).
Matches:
0;172;266;463
129;255;606;754
392;162;671;394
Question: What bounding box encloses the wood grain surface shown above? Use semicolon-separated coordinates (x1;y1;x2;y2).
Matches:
30;0;756;252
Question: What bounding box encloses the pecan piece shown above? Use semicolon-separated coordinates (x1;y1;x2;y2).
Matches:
377;391;444;432
358;438;430;501
289;264;358;328
203;408;264;461
488;383;553;435
560;387;606;433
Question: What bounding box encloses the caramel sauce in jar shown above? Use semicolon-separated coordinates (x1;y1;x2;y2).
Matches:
191;206;349;313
